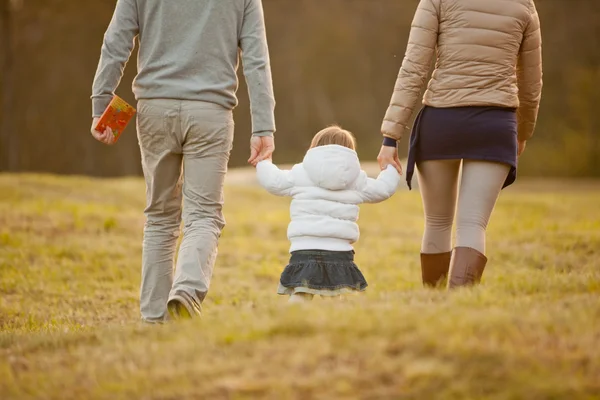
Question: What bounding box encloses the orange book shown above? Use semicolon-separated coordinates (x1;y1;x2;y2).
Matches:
95;95;136;142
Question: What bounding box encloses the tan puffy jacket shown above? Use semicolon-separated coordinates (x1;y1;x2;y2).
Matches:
381;0;543;142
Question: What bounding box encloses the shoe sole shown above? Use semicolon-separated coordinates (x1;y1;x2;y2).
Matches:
167;294;200;320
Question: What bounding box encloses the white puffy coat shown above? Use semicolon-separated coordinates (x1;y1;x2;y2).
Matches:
256;145;400;252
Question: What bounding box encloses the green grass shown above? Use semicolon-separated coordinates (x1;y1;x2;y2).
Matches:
1;173;600;399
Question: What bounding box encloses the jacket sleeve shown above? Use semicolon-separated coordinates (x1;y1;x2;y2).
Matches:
381;0;440;141
239;0;276;136
358;165;401;204
91;0;139;117
256;160;294;197
516;3;543;141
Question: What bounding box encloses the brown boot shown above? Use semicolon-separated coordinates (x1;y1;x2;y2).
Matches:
448;247;488;289
421;252;452;288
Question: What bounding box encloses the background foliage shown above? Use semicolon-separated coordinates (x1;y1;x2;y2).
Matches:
0;0;599;176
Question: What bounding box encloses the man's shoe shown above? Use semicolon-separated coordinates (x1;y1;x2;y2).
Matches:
167;292;201;320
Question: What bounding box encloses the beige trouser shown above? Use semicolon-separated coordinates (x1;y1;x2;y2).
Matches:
137;99;234;322
417;160;510;255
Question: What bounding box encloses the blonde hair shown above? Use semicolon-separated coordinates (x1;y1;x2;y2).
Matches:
309;125;356;150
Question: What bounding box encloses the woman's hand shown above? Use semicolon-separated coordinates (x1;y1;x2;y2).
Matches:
518;140;527;157
377;145;403;175
90;118;116;145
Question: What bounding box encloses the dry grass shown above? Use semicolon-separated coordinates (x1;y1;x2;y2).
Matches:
1;173;599;399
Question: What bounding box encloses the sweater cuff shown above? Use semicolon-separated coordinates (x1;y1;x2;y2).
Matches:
382;137;398;148
92;95;112;118
252;131;274;137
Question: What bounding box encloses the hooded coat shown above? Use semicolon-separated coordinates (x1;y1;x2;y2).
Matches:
256;145;400;252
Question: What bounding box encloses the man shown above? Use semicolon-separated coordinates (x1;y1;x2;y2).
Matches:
90;0;276;322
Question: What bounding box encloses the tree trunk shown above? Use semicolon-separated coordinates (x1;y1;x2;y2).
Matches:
0;0;17;171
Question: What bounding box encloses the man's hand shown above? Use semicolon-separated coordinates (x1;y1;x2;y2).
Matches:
90;117;116;145
248;135;275;166
377;145;403;175
518;140;527;157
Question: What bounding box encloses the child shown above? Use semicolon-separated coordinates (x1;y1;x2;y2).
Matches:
256;126;401;303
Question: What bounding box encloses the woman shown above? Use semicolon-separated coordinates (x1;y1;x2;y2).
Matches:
377;0;542;288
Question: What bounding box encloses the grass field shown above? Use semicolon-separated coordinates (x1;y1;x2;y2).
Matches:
1;173;600;399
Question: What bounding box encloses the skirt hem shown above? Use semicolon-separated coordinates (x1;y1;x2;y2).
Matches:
277;282;367;297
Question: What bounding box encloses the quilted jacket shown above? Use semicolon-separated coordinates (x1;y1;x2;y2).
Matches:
382;0;543;141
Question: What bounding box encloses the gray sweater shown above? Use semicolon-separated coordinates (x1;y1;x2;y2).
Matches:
91;0;276;135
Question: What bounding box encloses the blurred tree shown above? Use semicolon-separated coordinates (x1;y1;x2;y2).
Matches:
1;0;599;177
566;67;600;174
0;0;19;170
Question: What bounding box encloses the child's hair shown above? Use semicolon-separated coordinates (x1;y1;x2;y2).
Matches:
310;125;356;150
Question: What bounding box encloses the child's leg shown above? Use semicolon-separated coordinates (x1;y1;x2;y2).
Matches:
320;295;342;300
289;293;314;303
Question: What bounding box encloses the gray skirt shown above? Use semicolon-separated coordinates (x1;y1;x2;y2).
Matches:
278;250;368;297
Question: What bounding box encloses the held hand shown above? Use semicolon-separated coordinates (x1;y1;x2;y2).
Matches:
248;135;275;166
90;118;116;146
518;140;527;157
377;145;403;175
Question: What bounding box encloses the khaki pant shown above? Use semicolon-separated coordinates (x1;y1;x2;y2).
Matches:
136;99;234;322
417;160;510;255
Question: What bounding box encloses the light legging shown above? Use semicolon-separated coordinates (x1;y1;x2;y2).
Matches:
417;160;510;255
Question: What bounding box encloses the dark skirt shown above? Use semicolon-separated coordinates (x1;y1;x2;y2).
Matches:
406;106;518;190
278;250;368;296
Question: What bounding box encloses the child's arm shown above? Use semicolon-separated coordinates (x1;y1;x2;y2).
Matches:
358;165;401;204
256;160;295;197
